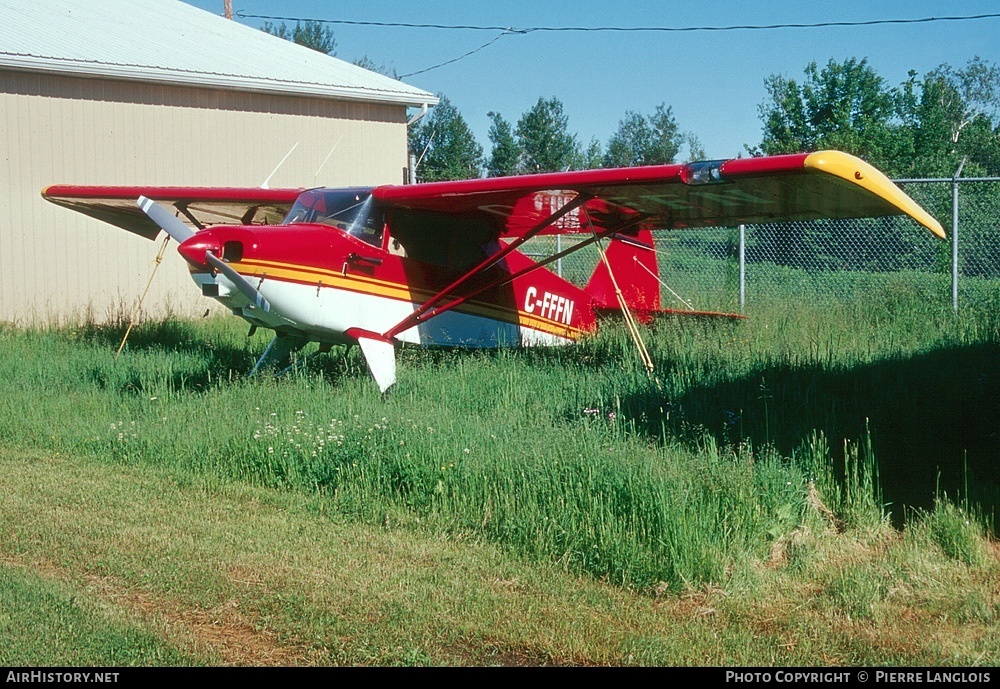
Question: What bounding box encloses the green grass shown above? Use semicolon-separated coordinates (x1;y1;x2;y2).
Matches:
2;448;997;666
0;279;997;665
0;561;202;666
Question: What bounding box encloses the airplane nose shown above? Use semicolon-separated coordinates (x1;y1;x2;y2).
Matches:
177;232;221;268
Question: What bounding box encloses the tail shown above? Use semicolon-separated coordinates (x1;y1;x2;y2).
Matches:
584;229;661;322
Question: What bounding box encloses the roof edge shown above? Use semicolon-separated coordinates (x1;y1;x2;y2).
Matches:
0;55;439;108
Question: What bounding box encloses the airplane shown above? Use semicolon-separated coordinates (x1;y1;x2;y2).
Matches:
43;150;945;392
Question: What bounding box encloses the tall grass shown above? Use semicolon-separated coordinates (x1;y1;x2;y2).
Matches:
0;279;996;592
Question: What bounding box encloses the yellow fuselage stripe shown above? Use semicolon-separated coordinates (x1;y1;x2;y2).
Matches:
221;258;588;339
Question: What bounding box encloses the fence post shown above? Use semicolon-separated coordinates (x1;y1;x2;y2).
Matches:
951;158;965;313
738;224;746;312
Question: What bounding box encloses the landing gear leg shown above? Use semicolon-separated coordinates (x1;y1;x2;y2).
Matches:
250;334;309;376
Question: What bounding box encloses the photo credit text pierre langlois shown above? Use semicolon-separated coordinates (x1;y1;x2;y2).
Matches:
725;671;992;683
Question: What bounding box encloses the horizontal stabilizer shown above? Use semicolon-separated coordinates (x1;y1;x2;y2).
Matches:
594;306;746;323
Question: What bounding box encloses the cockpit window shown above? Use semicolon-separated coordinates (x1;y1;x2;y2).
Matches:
283;188;384;247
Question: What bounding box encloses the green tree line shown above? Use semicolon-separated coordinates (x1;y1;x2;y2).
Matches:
751;57;1000;274
412;56;999;182
756;56;1000;178
410;96;703;182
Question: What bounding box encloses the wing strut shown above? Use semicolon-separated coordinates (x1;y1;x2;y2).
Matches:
431;215;649;312
381;210;654;343
586;210;654;374
487;213;652;291
381;193;591;340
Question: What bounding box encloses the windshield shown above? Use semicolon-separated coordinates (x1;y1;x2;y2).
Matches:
283;188;383;246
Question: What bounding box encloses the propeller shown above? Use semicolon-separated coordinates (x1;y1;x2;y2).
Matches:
205;251;271;312
137;196;195;243
137;196;269;312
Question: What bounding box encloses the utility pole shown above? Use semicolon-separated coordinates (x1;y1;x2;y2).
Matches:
224;0;233;20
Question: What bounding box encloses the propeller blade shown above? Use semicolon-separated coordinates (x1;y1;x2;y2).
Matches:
137;196;195;243
205;251;270;312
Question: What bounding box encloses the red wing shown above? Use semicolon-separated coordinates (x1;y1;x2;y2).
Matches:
42;185;304;241
373;151;944;239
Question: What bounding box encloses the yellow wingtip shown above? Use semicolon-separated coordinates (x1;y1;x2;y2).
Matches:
804;151;946;239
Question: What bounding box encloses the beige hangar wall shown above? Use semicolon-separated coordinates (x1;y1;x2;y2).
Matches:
0;70;409;323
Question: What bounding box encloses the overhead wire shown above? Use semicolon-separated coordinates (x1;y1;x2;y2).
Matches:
235;10;1000;77
400;29;514;78
236;11;1000;34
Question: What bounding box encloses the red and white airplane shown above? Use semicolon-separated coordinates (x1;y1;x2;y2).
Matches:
44;150;944;391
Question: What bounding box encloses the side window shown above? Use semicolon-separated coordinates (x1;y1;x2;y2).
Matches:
386;232;407;257
350;205;384;248
385;209;501;270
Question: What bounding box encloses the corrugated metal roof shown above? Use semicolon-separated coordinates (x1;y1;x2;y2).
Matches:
0;0;437;107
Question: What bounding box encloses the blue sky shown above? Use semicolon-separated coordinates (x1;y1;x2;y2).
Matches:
180;1;1000;161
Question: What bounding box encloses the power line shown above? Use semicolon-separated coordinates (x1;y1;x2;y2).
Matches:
238;10;1000;79
236;11;1000;34
400;29;513;78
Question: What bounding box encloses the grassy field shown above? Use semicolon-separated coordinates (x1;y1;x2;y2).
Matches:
0;285;998;666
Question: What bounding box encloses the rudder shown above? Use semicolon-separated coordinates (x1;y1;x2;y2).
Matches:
584;229;661;319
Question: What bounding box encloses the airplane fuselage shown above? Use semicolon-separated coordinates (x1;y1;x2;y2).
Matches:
182;219;596;351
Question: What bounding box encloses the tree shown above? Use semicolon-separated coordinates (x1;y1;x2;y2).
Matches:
681;132;707;162
262;20;337;55
603;104;682;168
909;57;1000;175
754;58;904;265
752;56;1000;271
603;111;651;168
516;97;579;173
648;104;683;164
408;95;484;182
578;137;604;170
755;73;810;155
925;57;1000;146
756;58;903;171
353;56;399;80
486;111;521;177
757;56;1000;176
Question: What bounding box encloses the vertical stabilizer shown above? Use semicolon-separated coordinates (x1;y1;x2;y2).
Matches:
584;229;661;314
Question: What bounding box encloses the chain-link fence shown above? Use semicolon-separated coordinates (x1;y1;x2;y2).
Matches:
524;177;1000;314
